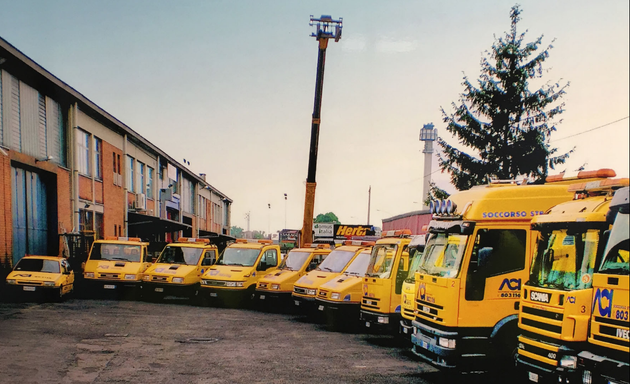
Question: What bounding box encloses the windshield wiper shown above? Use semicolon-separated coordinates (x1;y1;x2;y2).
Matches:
226;263;244;266
112;257;130;261
320;267;333;272
345;271;360;276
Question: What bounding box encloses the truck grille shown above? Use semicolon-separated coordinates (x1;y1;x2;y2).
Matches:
415;298;444;323
318;290;328;298
294;286;307;295
362;296;380;309
151;276;168;282
517;335;559;368
99;273;120;279
202;280;227;287
17;281;42;286
520;304;563;336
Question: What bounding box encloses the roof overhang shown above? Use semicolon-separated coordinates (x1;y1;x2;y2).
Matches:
128;212;191;233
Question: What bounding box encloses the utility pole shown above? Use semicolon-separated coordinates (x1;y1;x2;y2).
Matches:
300;15;343;247
284;193;288;229
367;185;371;225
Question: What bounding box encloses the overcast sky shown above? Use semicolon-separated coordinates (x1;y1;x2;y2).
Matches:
1;0;628;234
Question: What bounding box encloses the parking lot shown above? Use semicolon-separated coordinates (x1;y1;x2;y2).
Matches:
0;296;523;384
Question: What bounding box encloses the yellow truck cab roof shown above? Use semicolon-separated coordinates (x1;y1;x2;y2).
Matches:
92;237;149;246
17;255;65;262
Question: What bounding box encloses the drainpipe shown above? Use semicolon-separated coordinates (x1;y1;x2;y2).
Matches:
71;103;80;232
123;134;128;236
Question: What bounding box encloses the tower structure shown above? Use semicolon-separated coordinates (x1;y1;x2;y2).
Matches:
419;123;438;209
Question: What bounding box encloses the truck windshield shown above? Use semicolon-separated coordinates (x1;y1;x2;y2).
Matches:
217;248;261;267
317;250;355;273
529;228;602;290
344;251;371;276
599;212;629;275
15;258;60;273
90;243;143;262
279;250;311;271
405;245;427;283
416;233;468;278
157;246;204;265
366;244;398;278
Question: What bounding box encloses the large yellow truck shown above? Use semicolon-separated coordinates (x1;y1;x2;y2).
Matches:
315;245;373;329
360;229;414;332
5;255;74;302
83;237;151;299
199;239;280;307
516;178;628;384
141;237;218;301
292;241;372;316
578;186;629;384
255;244;332;309
399;235;427;339
408;172;608;372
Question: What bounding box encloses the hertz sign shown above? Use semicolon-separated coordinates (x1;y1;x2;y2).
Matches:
334;225;375;238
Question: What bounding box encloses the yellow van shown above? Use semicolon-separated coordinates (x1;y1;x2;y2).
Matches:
5;255;74;302
142;237;218;301
82;236;151;299
199;239;281;307
255;244;332;309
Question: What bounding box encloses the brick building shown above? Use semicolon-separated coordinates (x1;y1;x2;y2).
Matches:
0;36;232;269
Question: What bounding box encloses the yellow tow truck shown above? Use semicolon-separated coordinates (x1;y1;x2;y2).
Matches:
83;236;151;298
410;169;615;373
360;230;413;332
292;241;372;317
516;178;628;383
142;237;218;301
315;244;374;329
5;255;74;302
199;239;281;307
255;244;332;309
399;235;427;339
578;186;629;384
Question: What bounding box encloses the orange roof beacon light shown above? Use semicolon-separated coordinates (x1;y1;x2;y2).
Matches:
177;237;210;244
546;168;616;183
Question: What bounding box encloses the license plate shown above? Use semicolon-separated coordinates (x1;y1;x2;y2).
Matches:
422;306;430;313
528;372;539;383
154;288;164;292
403;328;408;334
210;292;218;297
365;321;370;327
23;286;36;292
421;340;428;349
259;295;265;300
318;305;324;311
104;284;116;289
294;300;300;306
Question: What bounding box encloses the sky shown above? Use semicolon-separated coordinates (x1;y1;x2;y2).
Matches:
1;0;628;235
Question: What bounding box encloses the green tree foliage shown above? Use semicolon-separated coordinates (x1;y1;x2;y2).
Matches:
230;226;244;238
252;230;266;239
314;212;340;224
423;181;451;206
438;5;572;191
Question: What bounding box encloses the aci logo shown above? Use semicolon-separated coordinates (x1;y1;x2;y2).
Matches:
567;296;576;304
418;282;427;301
499;278;521;291
593;288;614;318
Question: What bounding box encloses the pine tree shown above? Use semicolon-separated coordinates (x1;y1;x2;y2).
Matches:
437;5;572;191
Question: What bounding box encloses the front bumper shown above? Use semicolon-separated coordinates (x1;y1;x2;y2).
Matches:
292;293;317;312
255;289;292;304
198;285;252;304
142;281;198;299
360;309;399;331
578;350;629;384
410;319;460;369
82;278;141;294
317;298;360;323
3;284;62;301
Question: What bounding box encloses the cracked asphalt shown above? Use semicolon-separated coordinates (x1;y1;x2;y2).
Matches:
0;297;519;384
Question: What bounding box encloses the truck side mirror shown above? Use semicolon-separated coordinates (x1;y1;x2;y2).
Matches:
257;262;267;271
477;247;493;270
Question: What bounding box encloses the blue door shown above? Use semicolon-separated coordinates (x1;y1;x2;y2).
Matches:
11;167;49;265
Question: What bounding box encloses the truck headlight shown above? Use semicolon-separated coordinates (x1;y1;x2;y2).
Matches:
271;284;280;290
6;279;16;284
438;337;456;349
582;369;592;384
201;279;210;285
559;355;577;369
143;275;151;281
43;281;56;287
124;274;137;280
377;316;389;324
331;293;340;300
172;277;184;284
225;281;236;287
84;272;94;278
307;289;316;296
236;282;244;287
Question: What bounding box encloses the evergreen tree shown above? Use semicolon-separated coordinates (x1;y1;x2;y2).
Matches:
438;5;572;191
423;181;451;206
314;212;340;224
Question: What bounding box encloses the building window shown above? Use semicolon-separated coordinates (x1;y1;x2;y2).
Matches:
95;212;104;240
138;162;145;196
95;137;102;180
199;196;207;219
77;129;90;176
79;209;94;233
127;155;135;192
147;166;154;199
182;178;194;214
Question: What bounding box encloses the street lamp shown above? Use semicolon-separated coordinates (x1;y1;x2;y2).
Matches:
284;193;288;230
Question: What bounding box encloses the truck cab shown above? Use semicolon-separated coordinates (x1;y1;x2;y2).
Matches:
255;244;332;309
360;230;413;331
578;186;629;384
142;237;218;301
516;178;628;384
399;235;427;339
199;239;281;307
83;236;151;298
5;255;74;302
315;243;374;329
292;242;371;316
410;180;579;372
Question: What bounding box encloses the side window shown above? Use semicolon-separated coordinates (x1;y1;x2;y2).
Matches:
471;229;527;277
307;254;324;271
260;249;278;269
202;250;217;266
